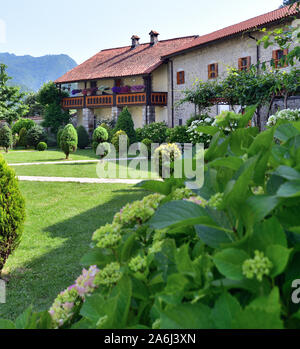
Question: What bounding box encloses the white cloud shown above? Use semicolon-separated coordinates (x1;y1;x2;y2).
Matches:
0;19;6;43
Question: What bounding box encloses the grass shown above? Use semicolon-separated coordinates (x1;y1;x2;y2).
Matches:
0;181;148;320
12;161;158;179
2;148;98;163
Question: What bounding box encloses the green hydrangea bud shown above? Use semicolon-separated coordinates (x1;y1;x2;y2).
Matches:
208;193;224;210
152;319;161;330
95;262;121;286
92;223;122;249
242;250;273;282
171;188;193;201
129;255;147;273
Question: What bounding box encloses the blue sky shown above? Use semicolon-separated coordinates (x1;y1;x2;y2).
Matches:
1;0;283;64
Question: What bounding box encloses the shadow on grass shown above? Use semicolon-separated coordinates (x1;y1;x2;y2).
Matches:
0;187;148;320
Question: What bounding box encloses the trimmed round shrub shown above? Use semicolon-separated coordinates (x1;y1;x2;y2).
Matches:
57;128;63;149
37;142;47;151
77;125;90;149
112;130;129;153
99;123;113;142
168;126;190;144
141;122;168;144
154;143;182;178
60;124;78;159
12;134;19;149
114;107;136;144
136;128;144;142
92;126;108;153
18;127;28;148
141;138;152;159
96;142;111;159
26;125;47;149
0;124;13;152
0;155;25;272
12;118;35;135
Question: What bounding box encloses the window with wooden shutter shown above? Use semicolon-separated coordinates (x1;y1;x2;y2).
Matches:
238;56;251;71
272;49;288;68
177;71;185;85
208;63;218;79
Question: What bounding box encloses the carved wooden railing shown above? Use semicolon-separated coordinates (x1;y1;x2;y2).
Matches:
86;95;113;107
116;93;146;106
151;92;168;106
62;97;85;109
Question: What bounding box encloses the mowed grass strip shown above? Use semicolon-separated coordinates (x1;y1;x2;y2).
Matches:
0;181;148;320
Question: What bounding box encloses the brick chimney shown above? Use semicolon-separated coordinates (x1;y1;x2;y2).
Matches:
131;35;140;49
149;30;159;46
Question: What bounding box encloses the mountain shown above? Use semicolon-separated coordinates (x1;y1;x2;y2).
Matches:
0;53;77;92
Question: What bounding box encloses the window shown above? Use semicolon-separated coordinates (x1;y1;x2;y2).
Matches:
90;81;97;88
177;71;185;85
208;63;218;79
238;56;251;71
115;79;122;87
179;119;183;126
272;49;288;68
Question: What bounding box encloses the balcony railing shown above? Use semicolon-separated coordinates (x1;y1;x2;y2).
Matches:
62;92;167;109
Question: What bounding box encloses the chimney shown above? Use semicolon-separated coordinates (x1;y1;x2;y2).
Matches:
149;30;159;46
131;35;140;49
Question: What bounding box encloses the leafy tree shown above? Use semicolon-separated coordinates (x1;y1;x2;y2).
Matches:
60;124;78;159
114;107;136;144
0;154;25;273
26;125;47;149
42;103;70;134
12;118;35;135
282;0;299;6
0;64;28;126
23;92;43;117
37;81;66;106
92;126;108;152
0;123;13;152
77;125;90;149
18;128;28;148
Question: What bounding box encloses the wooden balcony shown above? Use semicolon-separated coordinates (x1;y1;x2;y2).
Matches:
61;92;167;109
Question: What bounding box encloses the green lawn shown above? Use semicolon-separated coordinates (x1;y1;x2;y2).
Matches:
2;148;98;163
12;161;158;179
0;181;148;320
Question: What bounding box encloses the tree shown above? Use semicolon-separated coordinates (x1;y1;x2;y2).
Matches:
114;107;136;144
92;126;108;152
37;82;70;134
282;0;299;6
60;124;78;159
77;126;90;149
23;92;43;117
0;124;13;152
12;118;35;135
0;154;25;273
42;103;71;134
0;64;28;126
26;125;47;149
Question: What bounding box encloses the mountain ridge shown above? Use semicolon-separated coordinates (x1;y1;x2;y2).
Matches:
0;52;77;92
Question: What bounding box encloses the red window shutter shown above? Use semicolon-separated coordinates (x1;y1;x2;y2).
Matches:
181;71;185;84
177;71;185;85
208;65;211;79
177;72;180;84
215;64;219;78
283;48;289;67
272;50;278;68
247;56;251;70
238;58;242;71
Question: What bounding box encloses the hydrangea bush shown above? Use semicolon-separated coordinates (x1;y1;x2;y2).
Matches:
3;110;300;329
267;108;300;127
187;115;213;147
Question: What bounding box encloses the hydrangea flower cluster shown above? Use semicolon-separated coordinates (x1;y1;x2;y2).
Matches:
242;251;273;282
95;262;121;286
49;265;100;327
212;111;240;132
129;255;147;273
187;118;213;147
114;194;165;227
267;108;300;127
208;193;224;210
171;187;193;200
92;223;122;249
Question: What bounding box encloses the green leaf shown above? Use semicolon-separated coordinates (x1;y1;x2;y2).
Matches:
149;200;214;230
120;234;139;263
266;245;292;277
211;292;242;329
232;308;283;329
277;180;300;198
229;127;259;156
248;128;274;157
273;166;300;181
248;287;281;315
246;195;279;223
275;123;299;142
196;125;219;135
238;105;257;128
0;319;16;329
159;303;213;329
136;180;172;195
213;248;250;281
290;226;300;234
80;248;114;268
195;225;233;249
209;157;243;171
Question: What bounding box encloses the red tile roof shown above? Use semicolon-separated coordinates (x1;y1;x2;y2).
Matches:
162;4;299;59
55;36;198;84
